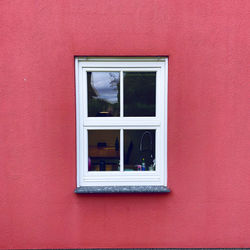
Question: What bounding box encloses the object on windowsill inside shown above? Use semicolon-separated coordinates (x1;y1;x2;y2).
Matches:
89;146;119;158
97;142;107;148
96;111;113;117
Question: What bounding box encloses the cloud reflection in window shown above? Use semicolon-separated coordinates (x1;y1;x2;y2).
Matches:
90;72;119;104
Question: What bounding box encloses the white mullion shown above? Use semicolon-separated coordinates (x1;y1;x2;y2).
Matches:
120;129;124;172
120;70;124;117
84;118;161;127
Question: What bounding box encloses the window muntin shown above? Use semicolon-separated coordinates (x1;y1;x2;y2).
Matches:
76;57;168;187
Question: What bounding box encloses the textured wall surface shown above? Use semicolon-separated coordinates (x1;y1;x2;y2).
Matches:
0;0;249;248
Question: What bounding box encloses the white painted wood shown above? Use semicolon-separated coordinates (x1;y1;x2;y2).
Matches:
120;70;124;118
75;58;80;187
75;57;168;187
79;62;164;69
82;67;161;71
120;129;124;172
83;118;161;127
164;57;168;186
79;57;166;62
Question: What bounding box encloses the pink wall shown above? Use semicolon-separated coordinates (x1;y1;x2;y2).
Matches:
1;0;250;248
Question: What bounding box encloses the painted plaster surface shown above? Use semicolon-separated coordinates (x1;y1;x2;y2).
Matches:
0;0;249;248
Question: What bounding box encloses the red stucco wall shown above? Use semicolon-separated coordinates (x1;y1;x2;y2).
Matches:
1;0;250;248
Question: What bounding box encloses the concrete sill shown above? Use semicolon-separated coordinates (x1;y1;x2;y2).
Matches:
75;186;170;194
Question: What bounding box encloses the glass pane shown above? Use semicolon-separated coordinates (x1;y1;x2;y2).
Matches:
88;130;120;171
124;130;155;171
124;72;156;117
87;72;120;117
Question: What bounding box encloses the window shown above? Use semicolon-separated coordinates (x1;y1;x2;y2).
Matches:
75;57;169;193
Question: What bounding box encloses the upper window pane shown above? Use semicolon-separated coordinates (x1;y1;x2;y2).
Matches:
87;72;120;117
124;72;156;117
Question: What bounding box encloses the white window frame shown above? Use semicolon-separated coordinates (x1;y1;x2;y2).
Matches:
75;57;168;188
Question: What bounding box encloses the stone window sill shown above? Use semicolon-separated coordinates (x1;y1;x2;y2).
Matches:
75;186;170;194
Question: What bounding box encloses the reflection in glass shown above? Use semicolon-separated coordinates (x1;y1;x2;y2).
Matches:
124;130;155;171
88;72;120;117
124;72;156;117
88;130;120;171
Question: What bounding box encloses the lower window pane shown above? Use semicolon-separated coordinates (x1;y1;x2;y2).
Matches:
124;130;156;171
88;130;120;171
